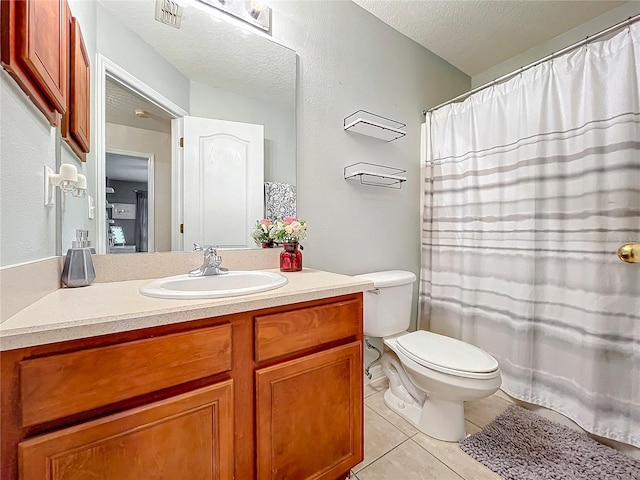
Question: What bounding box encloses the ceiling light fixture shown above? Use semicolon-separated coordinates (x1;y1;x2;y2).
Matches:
197;0;271;33
248;1;264;20
135;109;150;118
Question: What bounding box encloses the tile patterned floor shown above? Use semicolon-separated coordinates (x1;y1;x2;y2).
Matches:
351;378;513;479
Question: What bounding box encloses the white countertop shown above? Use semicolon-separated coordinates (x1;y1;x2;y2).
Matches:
0;269;373;351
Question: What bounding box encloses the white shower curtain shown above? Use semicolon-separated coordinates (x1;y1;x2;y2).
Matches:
420;23;640;447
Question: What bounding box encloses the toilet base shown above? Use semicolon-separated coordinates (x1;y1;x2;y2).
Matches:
383;389;467;442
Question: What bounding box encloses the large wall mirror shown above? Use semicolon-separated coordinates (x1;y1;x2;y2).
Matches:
61;0;296;254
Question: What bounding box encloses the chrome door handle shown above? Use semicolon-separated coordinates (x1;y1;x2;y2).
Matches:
617;243;640;263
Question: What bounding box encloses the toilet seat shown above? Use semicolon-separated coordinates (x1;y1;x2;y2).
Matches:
395;331;500;380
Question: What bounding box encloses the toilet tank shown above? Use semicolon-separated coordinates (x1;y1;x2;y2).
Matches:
355;270;416;338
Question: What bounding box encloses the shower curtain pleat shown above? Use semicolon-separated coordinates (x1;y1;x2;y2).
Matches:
420;23;640;447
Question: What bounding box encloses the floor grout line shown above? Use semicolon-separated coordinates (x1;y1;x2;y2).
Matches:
353;405;410;474
367;400;489;479
364;404;410;438
407;436;466;480
362;388;507;479
464;417;485;431
358;437;415;475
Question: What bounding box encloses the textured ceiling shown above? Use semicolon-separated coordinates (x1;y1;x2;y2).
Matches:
99;0;296;105
106;153;149;183
106;77;173;133
353;0;626;76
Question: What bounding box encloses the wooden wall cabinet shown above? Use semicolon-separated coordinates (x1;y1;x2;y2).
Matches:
61;8;90;161
0;294;364;480
2;0;91;160
1;0;68;126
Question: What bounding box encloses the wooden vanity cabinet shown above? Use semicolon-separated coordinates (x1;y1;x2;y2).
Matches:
1;0;68;125
0;293;364;480
254;296;364;480
19;381;234;480
1;322;235;480
256;343;362;480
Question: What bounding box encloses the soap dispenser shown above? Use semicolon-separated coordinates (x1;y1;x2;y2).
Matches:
62;230;96;287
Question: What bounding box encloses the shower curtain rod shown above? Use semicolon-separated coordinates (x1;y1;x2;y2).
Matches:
422;12;640;115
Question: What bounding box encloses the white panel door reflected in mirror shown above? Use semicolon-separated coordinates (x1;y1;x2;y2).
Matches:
182;116;264;250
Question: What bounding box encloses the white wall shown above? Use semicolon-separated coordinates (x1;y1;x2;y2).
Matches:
0;71;58;266
189;81;296;185
472;1;640;88
106;123;172;252
95;3;190;112
271;1;470;329
1;0;470;303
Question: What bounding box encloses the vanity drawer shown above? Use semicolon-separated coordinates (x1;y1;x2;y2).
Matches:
20;323;232;427
255;298;361;362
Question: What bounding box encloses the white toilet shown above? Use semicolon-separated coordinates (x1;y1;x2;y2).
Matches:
356;270;501;442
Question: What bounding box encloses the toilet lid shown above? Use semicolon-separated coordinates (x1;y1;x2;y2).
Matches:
396;331;499;377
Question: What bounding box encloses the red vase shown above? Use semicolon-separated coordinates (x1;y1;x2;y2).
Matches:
280;242;302;272
261;241;274;248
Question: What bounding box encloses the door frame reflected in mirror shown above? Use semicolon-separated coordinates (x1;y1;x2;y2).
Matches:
106;148;156;253
95;54;188;254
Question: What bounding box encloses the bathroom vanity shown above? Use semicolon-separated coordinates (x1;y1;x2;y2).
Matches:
0;269;370;480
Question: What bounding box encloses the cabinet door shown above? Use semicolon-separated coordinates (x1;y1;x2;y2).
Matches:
21;0;68;113
19;381;234;480
256;342;363;480
62;13;90;161
1;0;68;124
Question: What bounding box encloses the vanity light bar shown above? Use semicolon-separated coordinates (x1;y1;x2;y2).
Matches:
44;165;87;206
197;0;271;33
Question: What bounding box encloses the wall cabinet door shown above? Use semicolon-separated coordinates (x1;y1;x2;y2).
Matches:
19;381;234;480
62;11;90;161
1;0;68;125
256;342;363;480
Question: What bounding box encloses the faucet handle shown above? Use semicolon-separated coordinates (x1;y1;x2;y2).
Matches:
193;243;219;256
189;244;226;276
193;243;216;251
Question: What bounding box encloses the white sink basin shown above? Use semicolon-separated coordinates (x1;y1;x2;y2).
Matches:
139;271;288;299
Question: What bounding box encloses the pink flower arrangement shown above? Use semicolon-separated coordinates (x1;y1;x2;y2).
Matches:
271;216;308;243
252;217;308;244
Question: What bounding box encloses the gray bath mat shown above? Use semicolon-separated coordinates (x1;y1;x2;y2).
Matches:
459;405;640;480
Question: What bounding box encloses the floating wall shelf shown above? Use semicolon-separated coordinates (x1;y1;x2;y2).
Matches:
344;162;407;189
343;110;406;142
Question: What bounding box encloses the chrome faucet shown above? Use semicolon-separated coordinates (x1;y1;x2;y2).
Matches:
189;243;229;276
